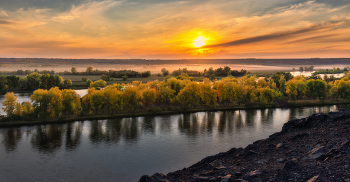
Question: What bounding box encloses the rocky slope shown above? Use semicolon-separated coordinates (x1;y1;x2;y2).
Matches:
139;109;350;182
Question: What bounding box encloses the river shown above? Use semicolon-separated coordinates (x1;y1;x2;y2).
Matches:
1;103;350;182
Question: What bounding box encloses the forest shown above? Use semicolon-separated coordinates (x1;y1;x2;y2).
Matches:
2;70;350;122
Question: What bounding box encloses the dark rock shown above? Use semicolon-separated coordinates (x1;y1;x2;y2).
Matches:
291;133;309;140
235;172;243;177
276;143;285;149
139;175;155;182
151;173;166;180
282;161;297;170
338;139;350;151
239;150;257;158
220;175;231;182
267;144;276;148
308;146;327;159
243;170;267;181
306;175;324;182
233;179;247;182
277;158;286;163
285;149;298;156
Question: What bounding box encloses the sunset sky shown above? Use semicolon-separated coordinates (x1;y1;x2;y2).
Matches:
0;0;350;59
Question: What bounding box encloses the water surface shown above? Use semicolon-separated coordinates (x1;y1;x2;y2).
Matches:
0;104;349;182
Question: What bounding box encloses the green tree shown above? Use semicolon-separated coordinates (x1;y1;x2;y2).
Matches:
63;79;73;88
122;75;128;81
86;66;94;74
31;89;50;119
90;80;107;89
71;67;77;74
161;68;169;76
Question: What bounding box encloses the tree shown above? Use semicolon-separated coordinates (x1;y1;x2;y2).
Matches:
122;75;128;81
2;92;17;116
141;89;157;106
31;89;50;119
101;74;110;81
210;74;216;80
90;80;107;89
244;85;257;103
286;80;298;101
216;81;227;102
61;89;82;116
177;82;200;108
0;75;9;91
22;101;34;115
199;83;217;107
82;77;88;82
306;79;327;100
103;88;123;113
122;86;140;111
86;79;93;87
63;79;72;88
233;83;245;106
279;75;286;95
48;87;63;117
161;68;169;76
14;102;23;116
159;86;175;106
71;67;77;74
86;66;94;74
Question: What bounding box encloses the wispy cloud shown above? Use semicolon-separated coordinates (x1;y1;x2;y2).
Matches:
0;19;15;25
204;19;350;48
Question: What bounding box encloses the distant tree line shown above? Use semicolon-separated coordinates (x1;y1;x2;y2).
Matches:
0;73;72;92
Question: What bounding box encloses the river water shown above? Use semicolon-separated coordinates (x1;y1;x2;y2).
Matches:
1;103;350;182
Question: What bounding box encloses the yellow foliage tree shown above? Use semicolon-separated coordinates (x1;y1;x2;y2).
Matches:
2;92;17;116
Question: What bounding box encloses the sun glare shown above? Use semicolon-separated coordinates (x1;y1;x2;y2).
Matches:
193;36;206;48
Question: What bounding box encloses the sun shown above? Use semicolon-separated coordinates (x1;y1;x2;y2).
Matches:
193;36;206;48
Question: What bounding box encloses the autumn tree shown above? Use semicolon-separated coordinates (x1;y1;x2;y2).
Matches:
122;86;140;111
61;89;82;116
216;81;227;102
177;82;200;108
141;89;157;107
31;89;50;119
199;83;217;107
2;92;17;116
48;87;63;117
159;86;175;106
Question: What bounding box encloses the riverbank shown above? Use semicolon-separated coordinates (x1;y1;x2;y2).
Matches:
0;99;349;128
139;109;350;182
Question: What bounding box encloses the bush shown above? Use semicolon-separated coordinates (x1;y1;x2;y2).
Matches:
82;77;88;82
148;106;163;113
122;75;128;81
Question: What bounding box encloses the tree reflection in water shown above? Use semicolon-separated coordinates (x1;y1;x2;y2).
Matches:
1;104;349;154
2;128;22;151
31;125;64;153
65;123;82;150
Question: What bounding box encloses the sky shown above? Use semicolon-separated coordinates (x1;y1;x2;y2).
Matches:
0;0;350;59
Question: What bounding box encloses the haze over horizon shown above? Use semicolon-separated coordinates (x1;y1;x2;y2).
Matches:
1;0;350;59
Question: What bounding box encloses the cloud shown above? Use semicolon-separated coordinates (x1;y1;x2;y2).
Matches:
0;19;15;25
204;19;350;48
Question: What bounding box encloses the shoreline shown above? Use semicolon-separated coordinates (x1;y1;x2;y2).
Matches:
139;109;350;181
1;99;349;128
